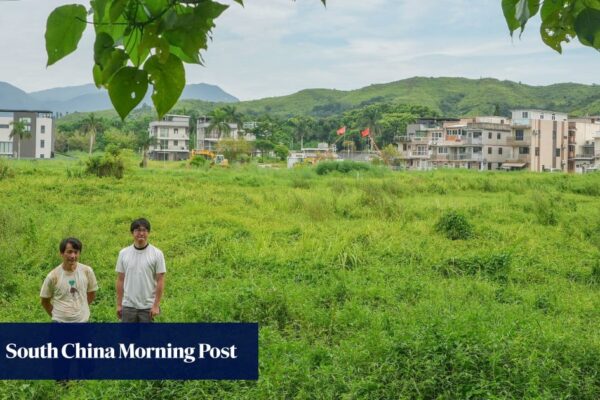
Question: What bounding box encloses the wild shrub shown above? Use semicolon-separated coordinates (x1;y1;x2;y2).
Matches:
0;159;14;180
435;253;511;280
435;210;473;240
85;147;125;179
189;155;208;168
315;160;371;175
531;193;559;226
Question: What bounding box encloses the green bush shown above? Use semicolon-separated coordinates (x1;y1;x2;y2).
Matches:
435;210;473;240
436;253;511;280
316;160;371;175
85;148;125;179
189;155;208;168
0;159;14;180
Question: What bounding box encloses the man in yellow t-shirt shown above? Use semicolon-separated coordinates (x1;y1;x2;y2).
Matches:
40;238;98;322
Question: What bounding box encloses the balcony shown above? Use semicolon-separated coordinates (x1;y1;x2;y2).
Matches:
395;135;430;144
512;119;531;128
448;153;483;161
506;136;530;146
574;153;595;160
400;151;431;159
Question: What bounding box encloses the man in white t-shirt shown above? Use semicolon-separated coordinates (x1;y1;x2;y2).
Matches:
41;238;98;322
116;218;166;322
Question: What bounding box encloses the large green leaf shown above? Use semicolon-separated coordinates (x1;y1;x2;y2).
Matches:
45;4;87;66
574;8;600;48
99;49;129;85
502;0;520;34
109;0;128;23
142;0;169;17
515;0;540;30
144;54;185;118
94;32;114;66
108;67;149;119
163;1;228;63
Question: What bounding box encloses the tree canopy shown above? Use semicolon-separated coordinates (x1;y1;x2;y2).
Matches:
45;1;598;120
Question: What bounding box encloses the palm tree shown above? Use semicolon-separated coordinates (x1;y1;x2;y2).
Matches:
288;116;313;150
9;120;31;159
222;105;244;138
361;105;382;151
207;108;232;139
81;113;104;155
137;133;157;168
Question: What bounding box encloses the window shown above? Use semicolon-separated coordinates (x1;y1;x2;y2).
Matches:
40;154;45;159
552;114;555;121
174;140;178;146
488;132;492;139
0;124;9;129
540;114;544;119
519;147;529;154
522;112;528;118
535;147;539;156
488;147;492;154
159;128;168;138
0;141;12;153
41;125;45;134
552;130;557;140
174;128;178;135
160;139;168;149
498;147;503;155
438;147;448;154
497;133;501;140
555;148;561;157
488;163;492;170
473;147;482;153
40;140;45;148
515;130;524;140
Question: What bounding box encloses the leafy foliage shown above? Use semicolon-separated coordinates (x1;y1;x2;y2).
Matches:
315;160;372;175
435;210;474;240
85;147;125;178
502;0;600;53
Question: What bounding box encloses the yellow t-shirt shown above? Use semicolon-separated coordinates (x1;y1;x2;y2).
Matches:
40;263;98;322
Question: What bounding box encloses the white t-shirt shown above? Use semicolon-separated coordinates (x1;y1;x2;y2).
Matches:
40;263;98;322
116;244;166;309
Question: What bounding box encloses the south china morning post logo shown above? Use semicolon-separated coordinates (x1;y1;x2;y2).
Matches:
5;342;239;364
0;323;258;380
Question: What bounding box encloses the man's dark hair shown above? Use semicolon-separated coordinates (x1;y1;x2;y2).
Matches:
130;218;151;233
59;237;83;253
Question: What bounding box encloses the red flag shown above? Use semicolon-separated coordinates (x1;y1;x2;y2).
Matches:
336;126;346;135
361;128;370;137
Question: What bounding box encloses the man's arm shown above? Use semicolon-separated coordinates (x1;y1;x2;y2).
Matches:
87;291;96;304
116;272;125;320
150;273;165;319
41;297;53;317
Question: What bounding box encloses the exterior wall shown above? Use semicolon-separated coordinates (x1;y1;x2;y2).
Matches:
0;116;13;157
196;120;256;151
0;110;54;159
148;114;190;161
568;118;600;172
36;116;53;159
510;110;568;172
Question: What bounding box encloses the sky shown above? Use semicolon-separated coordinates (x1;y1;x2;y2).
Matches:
1;0;599;101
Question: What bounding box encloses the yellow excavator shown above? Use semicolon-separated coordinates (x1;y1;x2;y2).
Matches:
190;150;229;167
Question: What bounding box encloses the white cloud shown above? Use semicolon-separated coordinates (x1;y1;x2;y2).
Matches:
1;0;599;101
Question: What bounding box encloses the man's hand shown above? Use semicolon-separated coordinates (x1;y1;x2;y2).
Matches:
150;305;160;320
116;304;123;320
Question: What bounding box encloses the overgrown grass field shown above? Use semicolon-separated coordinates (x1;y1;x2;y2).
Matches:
1;158;600;399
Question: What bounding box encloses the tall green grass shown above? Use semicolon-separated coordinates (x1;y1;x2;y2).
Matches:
1;159;600;398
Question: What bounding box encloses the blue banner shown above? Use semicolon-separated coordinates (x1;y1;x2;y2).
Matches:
0;323;258;380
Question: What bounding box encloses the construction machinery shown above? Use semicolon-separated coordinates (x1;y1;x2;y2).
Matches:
189;149;229;167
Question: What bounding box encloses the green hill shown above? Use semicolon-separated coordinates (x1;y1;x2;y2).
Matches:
225;77;600;118
59;77;600;125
